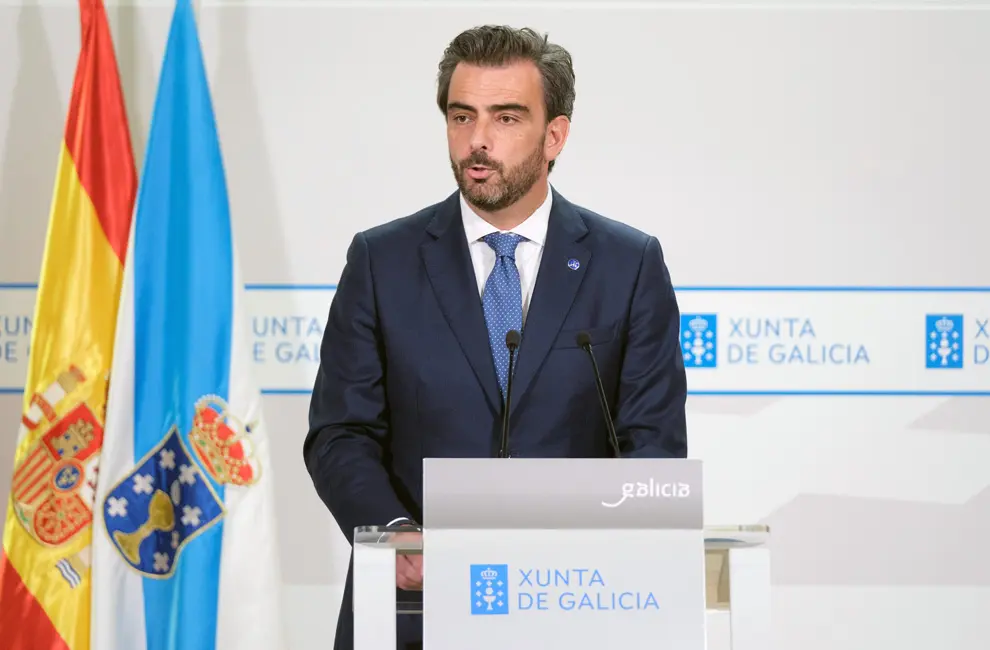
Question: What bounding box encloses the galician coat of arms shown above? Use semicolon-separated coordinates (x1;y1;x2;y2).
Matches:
102;395;261;578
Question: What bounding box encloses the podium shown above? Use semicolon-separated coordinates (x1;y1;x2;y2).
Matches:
353;458;770;649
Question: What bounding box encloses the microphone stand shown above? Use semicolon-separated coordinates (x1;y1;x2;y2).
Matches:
577;331;622;458
499;329;521;458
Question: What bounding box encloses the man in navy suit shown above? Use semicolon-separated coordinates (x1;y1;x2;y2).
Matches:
303;25;687;650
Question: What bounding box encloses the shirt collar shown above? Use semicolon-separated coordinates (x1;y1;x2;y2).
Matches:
460;185;553;247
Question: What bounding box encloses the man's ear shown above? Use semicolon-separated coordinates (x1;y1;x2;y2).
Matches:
544;115;571;164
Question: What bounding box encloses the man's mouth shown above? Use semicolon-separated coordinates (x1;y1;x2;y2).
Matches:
466;166;494;180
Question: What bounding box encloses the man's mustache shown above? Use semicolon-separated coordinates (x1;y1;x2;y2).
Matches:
459;153;503;171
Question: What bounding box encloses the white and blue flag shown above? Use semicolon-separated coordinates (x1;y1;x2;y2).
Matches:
90;2;284;648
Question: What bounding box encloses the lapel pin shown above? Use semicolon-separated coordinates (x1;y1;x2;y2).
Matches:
567;258;580;271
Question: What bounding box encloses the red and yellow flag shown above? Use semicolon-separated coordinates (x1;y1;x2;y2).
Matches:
0;1;136;648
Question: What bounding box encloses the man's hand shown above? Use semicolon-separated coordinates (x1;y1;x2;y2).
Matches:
392;531;423;591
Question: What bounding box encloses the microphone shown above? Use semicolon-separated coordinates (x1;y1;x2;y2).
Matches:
498;329;522;458
576;331;622;458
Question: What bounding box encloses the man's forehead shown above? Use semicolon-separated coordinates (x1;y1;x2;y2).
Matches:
448;60;542;102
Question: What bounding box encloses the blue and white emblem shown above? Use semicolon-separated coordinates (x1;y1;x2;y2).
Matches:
926;314;963;369
103;426;224;577
471;564;509;615
680;314;718;368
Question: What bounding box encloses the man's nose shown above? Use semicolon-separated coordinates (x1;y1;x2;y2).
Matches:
468;117;494;153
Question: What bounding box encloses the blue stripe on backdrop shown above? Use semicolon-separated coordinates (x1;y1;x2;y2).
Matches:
4;385;986;396
132;1;229;648
243;283;337;290
4;283;990;292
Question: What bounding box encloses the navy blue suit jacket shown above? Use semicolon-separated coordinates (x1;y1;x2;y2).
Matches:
303;188;687;649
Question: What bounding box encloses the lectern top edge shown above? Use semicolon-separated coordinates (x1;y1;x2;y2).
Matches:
421;457;704;531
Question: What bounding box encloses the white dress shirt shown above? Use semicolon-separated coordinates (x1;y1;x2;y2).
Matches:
460;187;552;324
385;187;553;529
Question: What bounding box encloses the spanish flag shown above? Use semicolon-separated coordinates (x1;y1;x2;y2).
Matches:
0;1;136;648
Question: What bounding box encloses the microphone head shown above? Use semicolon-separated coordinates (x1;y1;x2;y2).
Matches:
505;329;522;350
576;331;592;348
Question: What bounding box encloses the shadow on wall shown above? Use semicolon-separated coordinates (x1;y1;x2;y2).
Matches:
764;395;990;587
0;1;62;282
210;4;290;283
111;2;159;167
0;1;63;529
207;5;330;586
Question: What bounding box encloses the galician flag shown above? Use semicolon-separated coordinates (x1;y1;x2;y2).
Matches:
0;1;137;648
89;1;284;649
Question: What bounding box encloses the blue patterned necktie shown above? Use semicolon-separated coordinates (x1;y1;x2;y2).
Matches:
481;232;525;398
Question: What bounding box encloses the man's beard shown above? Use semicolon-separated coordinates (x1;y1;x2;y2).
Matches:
451;139;546;212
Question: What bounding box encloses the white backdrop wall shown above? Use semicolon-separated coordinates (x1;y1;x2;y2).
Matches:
2;1;990;648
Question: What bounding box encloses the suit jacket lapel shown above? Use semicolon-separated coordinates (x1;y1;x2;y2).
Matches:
420;192;502;415
510;189;591;417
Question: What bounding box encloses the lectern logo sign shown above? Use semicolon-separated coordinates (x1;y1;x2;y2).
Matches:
470;564;509;615
466;564;664;615
601;479;691;508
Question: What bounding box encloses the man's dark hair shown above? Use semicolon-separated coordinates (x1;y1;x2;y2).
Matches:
436;25;575;172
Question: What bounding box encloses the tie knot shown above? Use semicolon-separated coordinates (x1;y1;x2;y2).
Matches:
483;232;524;259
